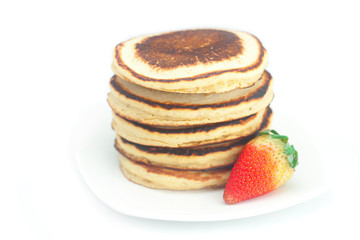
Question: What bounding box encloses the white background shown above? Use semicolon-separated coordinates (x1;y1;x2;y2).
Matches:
1;0;360;239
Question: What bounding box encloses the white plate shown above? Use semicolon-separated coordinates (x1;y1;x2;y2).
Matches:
75;103;330;221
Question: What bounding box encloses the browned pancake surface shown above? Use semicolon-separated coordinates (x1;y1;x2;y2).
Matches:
135;29;243;71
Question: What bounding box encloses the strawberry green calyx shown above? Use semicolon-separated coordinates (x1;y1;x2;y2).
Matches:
259;129;299;168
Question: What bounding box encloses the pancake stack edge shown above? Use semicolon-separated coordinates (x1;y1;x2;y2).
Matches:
107;29;274;190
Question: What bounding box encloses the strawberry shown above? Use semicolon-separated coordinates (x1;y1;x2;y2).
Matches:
223;129;298;204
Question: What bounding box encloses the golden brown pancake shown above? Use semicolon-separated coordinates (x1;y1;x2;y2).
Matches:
112;107;272;147
108;71;273;126
119;154;232;190
115;137;245;170
112;29;268;93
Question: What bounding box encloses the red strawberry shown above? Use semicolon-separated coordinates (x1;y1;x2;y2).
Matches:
223;129;298;204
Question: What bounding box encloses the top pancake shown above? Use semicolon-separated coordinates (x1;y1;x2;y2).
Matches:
112;29;268;93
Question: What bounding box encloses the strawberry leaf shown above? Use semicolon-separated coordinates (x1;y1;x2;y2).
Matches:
287;151;299;168
271;134;289;142
284;142;298;168
284;144;295;155
259;129;279;135
259;129;288;143
259;129;299;168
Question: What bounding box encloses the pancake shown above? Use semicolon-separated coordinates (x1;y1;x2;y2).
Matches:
115;136;245;170
119;153;231;190
108;71;273;126
112;106;272;148
112;29;268;93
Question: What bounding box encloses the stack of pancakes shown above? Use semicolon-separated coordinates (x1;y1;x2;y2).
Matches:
108;29;273;190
